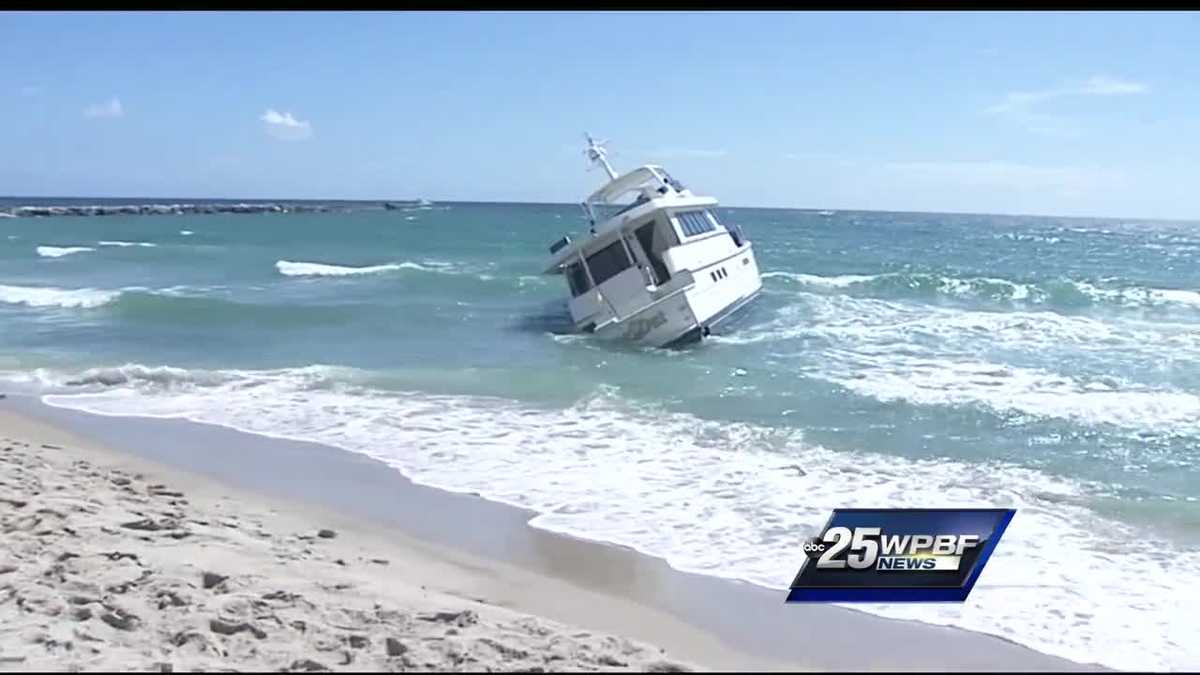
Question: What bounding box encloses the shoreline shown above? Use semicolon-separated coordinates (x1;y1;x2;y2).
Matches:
1;395;1101;671
0;404;713;671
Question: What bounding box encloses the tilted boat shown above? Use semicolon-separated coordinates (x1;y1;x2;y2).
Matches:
542;136;762;348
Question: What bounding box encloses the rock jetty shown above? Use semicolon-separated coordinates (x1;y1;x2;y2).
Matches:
1;203;342;218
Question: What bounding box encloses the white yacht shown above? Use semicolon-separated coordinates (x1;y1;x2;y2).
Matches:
542;136;762;348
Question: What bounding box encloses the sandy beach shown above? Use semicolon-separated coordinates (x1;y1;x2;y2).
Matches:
0;399;1105;672
0;407;716;672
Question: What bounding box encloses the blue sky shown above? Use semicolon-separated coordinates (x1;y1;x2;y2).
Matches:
5;11;1200;219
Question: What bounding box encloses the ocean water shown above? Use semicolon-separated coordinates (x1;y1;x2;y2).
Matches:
2;202;1199;670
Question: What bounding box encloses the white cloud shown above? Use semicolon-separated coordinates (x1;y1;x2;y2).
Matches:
986;75;1148;135
988;75;1149;113
1079;75;1148;96
83;97;123;119
260;108;313;141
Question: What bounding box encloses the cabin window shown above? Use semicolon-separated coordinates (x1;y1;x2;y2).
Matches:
565;261;591;297
585;240;633;286
676;210;716;238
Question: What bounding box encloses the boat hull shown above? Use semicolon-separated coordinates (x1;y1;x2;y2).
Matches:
592;288;700;347
592;284;762;349
663;287;762;348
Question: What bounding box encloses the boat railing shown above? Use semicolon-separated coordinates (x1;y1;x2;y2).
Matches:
648;269;695;302
726;222;746;247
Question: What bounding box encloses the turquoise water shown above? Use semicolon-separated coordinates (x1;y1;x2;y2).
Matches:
2;202;1198;669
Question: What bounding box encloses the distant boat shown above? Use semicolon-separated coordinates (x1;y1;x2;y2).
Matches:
382;199;433;211
817;210;836;217
541;135;762;348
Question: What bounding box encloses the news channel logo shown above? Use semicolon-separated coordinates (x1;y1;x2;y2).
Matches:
786;508;1016;602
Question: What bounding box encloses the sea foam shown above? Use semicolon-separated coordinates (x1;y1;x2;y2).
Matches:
715;292;1200;436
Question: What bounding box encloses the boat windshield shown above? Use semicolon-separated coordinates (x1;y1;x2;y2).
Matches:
658;170;686;193
590;193;650;224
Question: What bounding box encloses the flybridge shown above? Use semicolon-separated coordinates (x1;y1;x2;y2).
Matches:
579;134;690;224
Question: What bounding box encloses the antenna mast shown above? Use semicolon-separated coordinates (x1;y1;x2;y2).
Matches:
583;133;618;181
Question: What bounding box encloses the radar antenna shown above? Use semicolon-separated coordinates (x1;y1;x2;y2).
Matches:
583;132;619;181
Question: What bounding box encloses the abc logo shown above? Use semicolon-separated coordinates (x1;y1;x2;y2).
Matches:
802;537;826;560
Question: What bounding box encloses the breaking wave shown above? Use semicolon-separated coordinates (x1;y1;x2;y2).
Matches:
35;245;95;258
0;284;120;309
275;259;457;277
762;271;1200;311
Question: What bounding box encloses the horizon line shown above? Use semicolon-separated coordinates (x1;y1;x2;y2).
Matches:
1;194;1195;225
